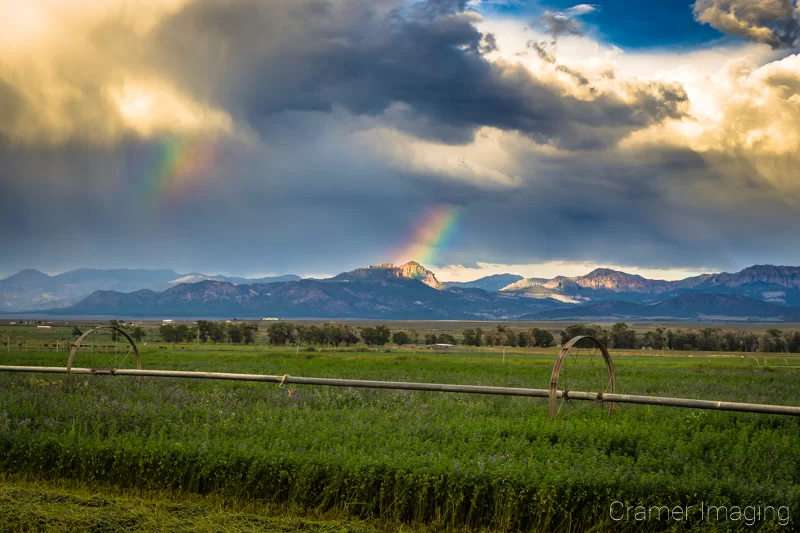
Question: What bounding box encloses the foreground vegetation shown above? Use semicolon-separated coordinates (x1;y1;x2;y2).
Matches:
1;334;799;531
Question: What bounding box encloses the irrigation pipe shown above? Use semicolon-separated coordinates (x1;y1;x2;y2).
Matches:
1;365;800;417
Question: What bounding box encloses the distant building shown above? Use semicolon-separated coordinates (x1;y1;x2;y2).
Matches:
261;317;280;321
428;343;454;351
162;319;174;325
36;325;52;329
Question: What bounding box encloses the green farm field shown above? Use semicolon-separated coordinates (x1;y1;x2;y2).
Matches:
1;325;799;531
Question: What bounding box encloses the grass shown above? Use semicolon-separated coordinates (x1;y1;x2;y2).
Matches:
2;339;799;531
0;475;389;533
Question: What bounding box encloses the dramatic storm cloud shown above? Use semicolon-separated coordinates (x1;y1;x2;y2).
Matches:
693;0;800;48
1;0;800;279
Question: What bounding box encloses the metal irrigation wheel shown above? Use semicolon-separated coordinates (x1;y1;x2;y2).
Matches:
66;326;142;386
549;335;616;419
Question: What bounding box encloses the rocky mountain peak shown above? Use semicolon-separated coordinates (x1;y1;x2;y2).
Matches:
543;276;581;290
583;268;623;278
332;261;445;289
396;261;445;289
7;269;49;280
574;269;670;293
0;268;53;290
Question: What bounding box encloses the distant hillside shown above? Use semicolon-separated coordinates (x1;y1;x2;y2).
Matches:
526;294;800;321
444;274;523;291
0;269;301;312
60;274;564;319
167;273;301;285
502;265;800;307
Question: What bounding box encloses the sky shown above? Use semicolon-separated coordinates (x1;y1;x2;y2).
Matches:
1;0;800;282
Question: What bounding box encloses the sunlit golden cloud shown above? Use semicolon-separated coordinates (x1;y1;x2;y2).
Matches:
0;0;229;145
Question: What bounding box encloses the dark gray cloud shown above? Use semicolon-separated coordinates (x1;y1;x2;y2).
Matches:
527;40;556;63
693;0;800;48
3;110;800;278
535;4;596;43
148;0;684;150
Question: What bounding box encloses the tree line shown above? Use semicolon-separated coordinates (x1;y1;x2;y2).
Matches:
263;323;555;347
83;320;800;353
560;323;800;353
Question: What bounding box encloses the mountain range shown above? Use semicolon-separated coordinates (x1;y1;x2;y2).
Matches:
499;266;800;307
5;263;800;321
58;263;561;320
0;269;300;311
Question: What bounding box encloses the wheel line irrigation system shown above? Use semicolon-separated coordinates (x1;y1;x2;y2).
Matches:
1;329;799;419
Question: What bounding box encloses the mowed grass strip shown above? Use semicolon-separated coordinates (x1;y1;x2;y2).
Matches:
0;476;386;533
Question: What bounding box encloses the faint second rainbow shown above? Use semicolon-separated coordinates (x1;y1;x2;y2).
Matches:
132;135;219;210
392;204;461;266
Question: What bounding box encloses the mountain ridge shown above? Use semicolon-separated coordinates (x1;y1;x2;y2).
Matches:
0;268;302;312
60;276;564;320
525;293;800;322
500;265;800;307
8;263;800;321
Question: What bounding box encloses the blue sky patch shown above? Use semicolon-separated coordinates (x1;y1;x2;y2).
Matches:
478;0;726;49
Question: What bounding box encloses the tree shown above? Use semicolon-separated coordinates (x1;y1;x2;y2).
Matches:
196;320;227;343
504;332;517;347
517;330;532;347
340;325;360;346
243;324;258;345
131;327;146;342
642;328;666;350
438;333;456;344
462;329;479;346
160;324;177;343
610;323;637;349
786;331;800;353
760;329;786;353
360;327;390;347
532;328;554;347
228;324;244;344
109;320;126;341
360;327;377;346
375;326;391;346
72;326;83;338
196;321;211;343
296;325;317;345
321;323;344;346
483;331;497;347
409;329;420;345
423;333;438;345
392;331;411;345
560;324;610;347
267;322;295;345
176;324;190;343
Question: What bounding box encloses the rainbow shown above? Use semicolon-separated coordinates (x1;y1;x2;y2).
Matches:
130;135;219;209
392;204;461;266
